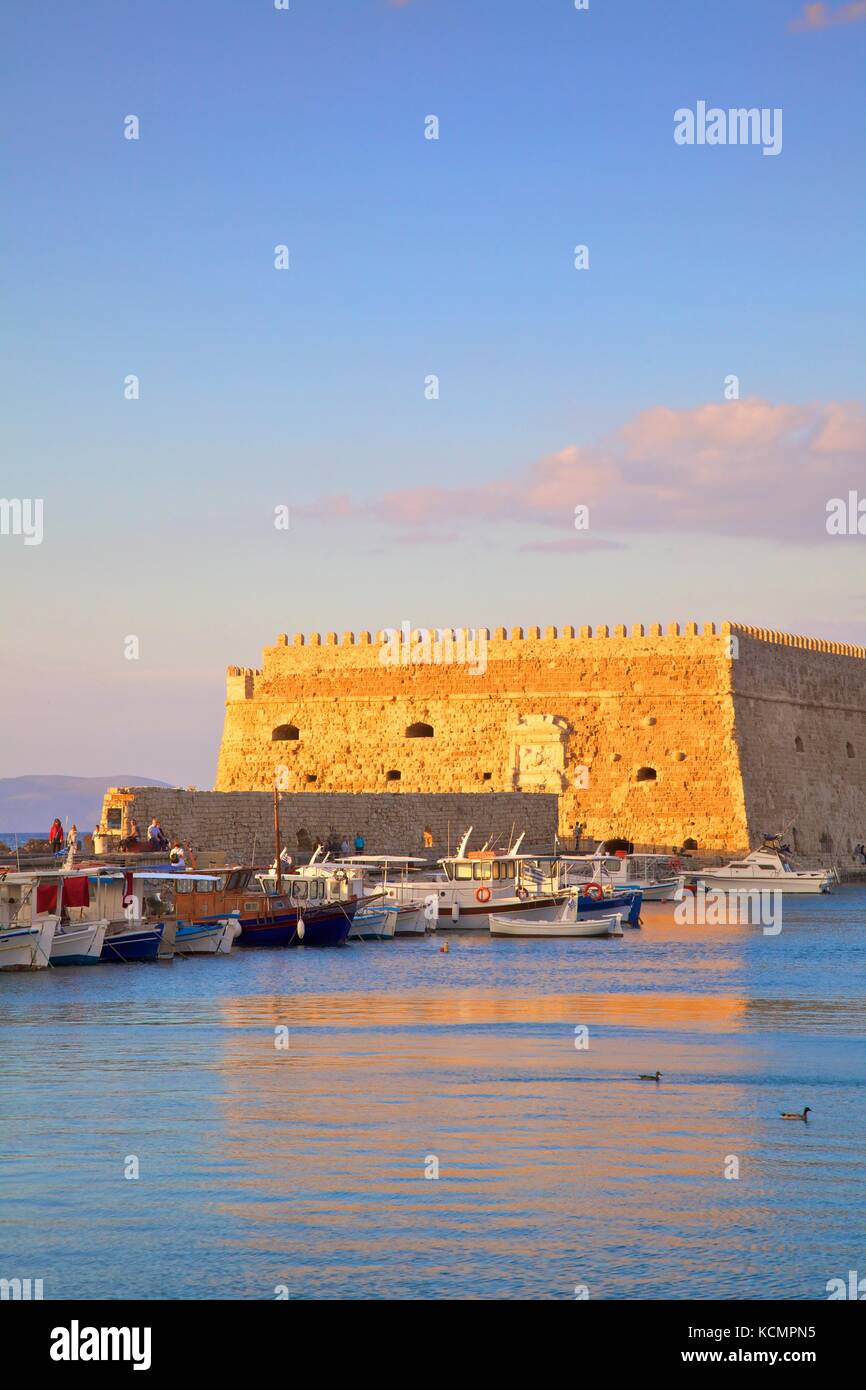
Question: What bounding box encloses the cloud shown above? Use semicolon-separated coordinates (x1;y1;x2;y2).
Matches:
788;2;866;31
296;398;865;547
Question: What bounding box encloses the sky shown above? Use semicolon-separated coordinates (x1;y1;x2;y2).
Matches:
1;0;864;787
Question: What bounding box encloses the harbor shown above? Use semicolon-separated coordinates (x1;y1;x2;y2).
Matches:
2;881;864;1300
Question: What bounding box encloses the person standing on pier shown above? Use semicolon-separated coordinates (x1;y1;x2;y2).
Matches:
49;818;64;854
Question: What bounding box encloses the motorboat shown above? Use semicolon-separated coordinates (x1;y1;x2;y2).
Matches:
695;843;834;894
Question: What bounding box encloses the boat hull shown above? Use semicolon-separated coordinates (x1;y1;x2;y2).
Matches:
236;901;355;947
50;920;108;966
696;874;832;895
100;924;165;962
349;906;397;940
490;912;624;939
0;920;57;970
574;890;642;925
436;892;569;929
176;919;241;954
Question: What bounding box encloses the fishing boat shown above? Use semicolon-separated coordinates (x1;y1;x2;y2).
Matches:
0;872;59;970
490;908;624;939
372;829;569;929
298;853;430;934
175;918;241;955
171;866;357;947
101;922;165;962
696;842;834;895
348;904;397;940
541;853;685;901
50;920;107;966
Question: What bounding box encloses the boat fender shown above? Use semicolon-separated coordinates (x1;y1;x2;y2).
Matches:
297;918;305;940
475;886;492;903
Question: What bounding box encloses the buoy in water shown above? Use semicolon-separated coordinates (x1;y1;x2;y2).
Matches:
440;941;449;953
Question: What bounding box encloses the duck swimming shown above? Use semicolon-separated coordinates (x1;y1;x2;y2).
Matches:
780;1107;811;1121
639;1071;662;1081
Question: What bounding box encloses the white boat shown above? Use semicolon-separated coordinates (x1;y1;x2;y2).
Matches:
50;920;108;966
298;853;432;934
358;830;568;929
696;846;833;895
490;908;623;939
0;871;59;969
0;920;57;969
175;917;241;954
538;853;684;901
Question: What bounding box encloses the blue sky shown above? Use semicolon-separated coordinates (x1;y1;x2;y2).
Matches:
2;0;864;785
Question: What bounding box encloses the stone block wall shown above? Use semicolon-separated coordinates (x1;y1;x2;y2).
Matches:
99;788;559;863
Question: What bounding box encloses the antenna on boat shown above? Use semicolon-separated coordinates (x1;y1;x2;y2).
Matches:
456;827;472;859
273;786;281;883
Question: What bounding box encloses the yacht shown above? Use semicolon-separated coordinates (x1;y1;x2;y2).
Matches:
696;844;834;894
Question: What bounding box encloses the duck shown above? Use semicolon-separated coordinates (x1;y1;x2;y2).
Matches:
780;1106;811;1121
639;1070;662;1081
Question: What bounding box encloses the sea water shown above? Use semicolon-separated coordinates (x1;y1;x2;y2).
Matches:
1;888;864;1300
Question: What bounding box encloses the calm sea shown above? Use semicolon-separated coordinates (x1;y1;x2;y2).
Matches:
1;889;865;1300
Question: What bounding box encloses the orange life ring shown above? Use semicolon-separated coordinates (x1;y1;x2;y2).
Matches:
475;886;492;903
583;883;605;901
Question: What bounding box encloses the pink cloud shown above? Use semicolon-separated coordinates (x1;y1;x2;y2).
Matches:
296;398;866;545
788;2;866;30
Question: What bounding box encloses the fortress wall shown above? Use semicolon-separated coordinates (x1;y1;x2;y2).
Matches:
99;788;559;862
215;623;753;850
729;628;866;854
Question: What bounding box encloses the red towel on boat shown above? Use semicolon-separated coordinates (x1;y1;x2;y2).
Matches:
36;883;58;914
62;876;90;908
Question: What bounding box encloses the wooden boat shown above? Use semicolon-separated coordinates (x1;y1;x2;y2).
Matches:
50;920;108;966
490;909;624;938
348;905;397;940
0;872;59;969
0;920;57;969
100;923;165;962
299;854;431;934
175;918;241;955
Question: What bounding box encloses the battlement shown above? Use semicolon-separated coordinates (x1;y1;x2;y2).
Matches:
239;622;866;657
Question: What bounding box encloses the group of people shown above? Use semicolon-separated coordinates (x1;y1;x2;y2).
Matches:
49;819;78;855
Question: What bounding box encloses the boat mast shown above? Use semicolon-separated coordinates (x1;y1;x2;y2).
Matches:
273;786;281;889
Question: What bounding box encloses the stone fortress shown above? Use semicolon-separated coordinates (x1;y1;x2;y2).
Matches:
214;621;866;857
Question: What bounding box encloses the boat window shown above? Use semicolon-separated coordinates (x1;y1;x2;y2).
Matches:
455;864;472;880
472;862;492;880
292;881;308;899
758;863;775;871
492;862;500;880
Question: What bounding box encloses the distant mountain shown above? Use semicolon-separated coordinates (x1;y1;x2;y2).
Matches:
0;775;173;839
